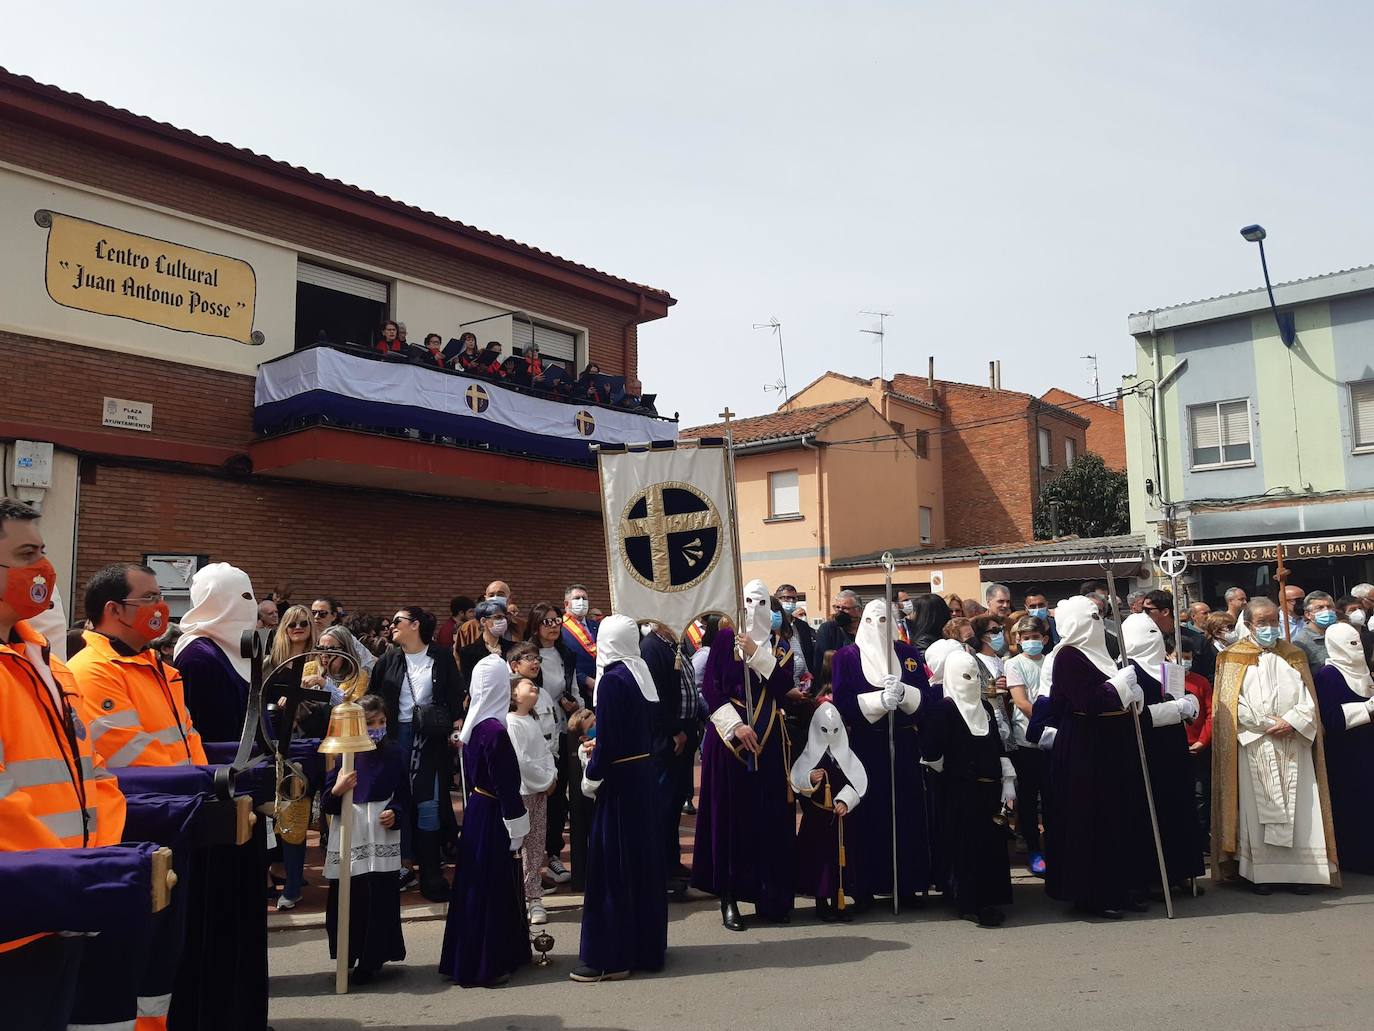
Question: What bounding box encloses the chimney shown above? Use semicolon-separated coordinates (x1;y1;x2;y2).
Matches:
927;356;935;389
989;360;997;390
995;360;1002;390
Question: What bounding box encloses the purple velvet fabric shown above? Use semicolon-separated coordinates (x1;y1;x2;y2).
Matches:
0;843;156;942
1043;647;1153;910
828;641;938;899
1316;665;1374;873
795;753;851;901
176;638;248;745
1133;662;1203;884
689;629;796;918
438;718;530;987
580;663;667;973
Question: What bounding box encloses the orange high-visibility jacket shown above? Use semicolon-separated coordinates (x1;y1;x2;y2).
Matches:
1;620;127;952
69;631;207;768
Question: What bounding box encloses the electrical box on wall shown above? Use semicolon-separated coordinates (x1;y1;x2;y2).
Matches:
11;440;54;489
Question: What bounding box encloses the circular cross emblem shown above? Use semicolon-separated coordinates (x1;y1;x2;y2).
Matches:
618;481;723;593
575;410;596;437
904;657;919;673
464;384;490;414
1158;548;1189;578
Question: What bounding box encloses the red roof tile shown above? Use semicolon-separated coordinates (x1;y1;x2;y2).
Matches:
683;398;869;443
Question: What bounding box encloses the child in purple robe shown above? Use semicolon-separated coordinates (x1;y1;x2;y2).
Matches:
323;694;407;984
790;702;867;922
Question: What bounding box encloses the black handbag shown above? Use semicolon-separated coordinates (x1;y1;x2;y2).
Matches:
404;659;452;737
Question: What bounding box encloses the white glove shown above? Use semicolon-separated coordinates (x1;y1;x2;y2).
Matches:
1366;698;1374;715
1000;779;1016;806
922;756;945;774
509;835;525;854
1037;726;1057;751
1176;694;1200;722
1109;666;1142;712
881;674;904;711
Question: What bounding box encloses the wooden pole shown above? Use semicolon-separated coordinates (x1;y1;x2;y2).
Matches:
334;751;355;995
719;408;755;772
1276;542;1292;642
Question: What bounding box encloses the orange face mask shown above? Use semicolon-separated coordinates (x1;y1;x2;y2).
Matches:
2;557;57;620
130;600;172;641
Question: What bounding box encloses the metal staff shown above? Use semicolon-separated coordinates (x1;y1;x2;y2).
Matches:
882;551;900;916
719;408;755;772
1101;550;1173;919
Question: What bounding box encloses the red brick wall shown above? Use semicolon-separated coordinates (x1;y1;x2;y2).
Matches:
76;464;610;619
1040;388;1127;471
0;117;641;384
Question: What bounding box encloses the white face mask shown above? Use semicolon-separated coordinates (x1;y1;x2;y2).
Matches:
1350;609;1368;627
489;618;508;637
569;598;589;617
900;600;914;616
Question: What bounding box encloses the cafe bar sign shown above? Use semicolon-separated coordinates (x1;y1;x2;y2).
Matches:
36;210;263;345
1183;535;1374;565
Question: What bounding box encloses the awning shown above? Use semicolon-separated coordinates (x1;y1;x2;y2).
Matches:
1181;531;1374;566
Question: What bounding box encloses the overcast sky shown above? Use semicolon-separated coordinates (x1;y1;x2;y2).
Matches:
8;2;1372;425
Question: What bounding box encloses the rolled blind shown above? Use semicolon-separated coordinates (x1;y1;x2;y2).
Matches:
1219;400;1250;446
296;261;389;303
513;319;577;362
1190;405;1220;449
1353;381;1374;447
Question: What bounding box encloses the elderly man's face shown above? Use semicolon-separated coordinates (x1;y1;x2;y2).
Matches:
988;591;1011;617
1228;591;1248;615
1284;585;1305;616
257;601;278;628
833;595;860;620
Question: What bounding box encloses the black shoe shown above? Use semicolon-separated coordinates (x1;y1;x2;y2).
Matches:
681;801;696;816
1289;883;1313;896
758;911;791;925
1099;908;1125;920
835;903;854;923
721;898;746;932
352;965;377;985
977;906;1006;927
570;966;629;982
1251;883;1274;896
815;898;837;923
420;870;450;903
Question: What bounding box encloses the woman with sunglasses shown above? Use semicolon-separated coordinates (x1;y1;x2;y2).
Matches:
372;605;464;902
523;603;582;887
264;605;318;910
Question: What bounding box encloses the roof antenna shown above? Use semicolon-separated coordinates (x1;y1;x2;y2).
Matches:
860;310;893;380
1081;353;1100;398
753;317;789;405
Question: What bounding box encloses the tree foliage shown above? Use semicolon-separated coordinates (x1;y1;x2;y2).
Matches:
1033;452;1130;540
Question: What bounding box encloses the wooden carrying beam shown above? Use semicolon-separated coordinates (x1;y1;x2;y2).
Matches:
150;846;177;913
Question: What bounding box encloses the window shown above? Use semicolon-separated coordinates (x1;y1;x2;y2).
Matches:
1065;437;1077;465
513;318;578;374
890;420;905;440
768;469;800;518
1189;399;1253;468
295;261;389;350
1352;380;1374;452
1038;427;1052;468
915;429;930;459
919;506;933;545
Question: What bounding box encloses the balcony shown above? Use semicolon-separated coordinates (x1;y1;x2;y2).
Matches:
249;346;677;509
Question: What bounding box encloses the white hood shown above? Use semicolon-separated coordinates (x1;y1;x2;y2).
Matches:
741;578;773;649
1123;612;1168;671
944;650;989;735
594;613;656;703
856;598;900;686
460;653;514;746
1041;595;1116;698
1326;622;1373;698
924;639;963;688
173;562;257;682
789;701;867;799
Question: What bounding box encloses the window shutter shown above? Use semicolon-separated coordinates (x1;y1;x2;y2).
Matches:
1219;400;1251;447
769;470;800;516
1191;405;1220;449
1038;428;1051;467
296;261;389;303
1352;381;1374;448
919;507;933;544
512;320;535;352
533;323;577;361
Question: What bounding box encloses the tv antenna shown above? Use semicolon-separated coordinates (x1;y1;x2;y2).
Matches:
752;317;789;405
1082;353;1100;398
860;310;893;379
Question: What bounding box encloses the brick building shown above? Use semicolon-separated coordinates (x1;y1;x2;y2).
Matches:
1039;387;1127;471
0;68;675;617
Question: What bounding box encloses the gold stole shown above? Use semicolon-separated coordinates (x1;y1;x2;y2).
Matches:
562;615;596;657
1210;640;1340;885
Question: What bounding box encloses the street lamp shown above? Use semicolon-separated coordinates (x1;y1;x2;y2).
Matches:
1239;224;1296;347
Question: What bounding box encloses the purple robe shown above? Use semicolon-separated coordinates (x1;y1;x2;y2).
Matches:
929;697;1012;916
689;628;796;918
176;638;248;744
1315;665;1374;873
1133;662;1203;885
795;754;852;901
438;718;530;986
1043;647;1153;911
580;663;667;973
829;642;938;899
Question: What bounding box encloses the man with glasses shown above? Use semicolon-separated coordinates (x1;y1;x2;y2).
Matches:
309;595;375;671
814;589;861;674
776;584;816;669
69;563;206;768
1143;589;1214;685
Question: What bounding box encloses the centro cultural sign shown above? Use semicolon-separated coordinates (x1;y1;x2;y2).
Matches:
37;209;262;345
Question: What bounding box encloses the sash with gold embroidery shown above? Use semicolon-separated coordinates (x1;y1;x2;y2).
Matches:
686;620;704;650
562;615;596;658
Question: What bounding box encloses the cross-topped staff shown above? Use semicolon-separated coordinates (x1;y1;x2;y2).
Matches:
719;406;755;773
881;551;900;916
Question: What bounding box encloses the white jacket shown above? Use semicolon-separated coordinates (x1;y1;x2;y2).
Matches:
506;712;557;795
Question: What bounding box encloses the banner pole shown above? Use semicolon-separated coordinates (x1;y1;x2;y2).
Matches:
718;410;754;772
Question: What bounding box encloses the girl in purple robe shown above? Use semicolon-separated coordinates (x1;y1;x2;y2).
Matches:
573;614;667;981
1314;623;1374;873
438;655;530;988
790;702;867;922
691;579;797;930
323;694;407;983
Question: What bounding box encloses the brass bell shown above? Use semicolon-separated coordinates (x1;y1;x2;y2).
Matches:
318;700;376;756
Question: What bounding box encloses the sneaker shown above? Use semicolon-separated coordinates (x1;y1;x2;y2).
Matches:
570;965;629;983
274;894;300;912
398;869;418;892
529;901;548;925
546;857;572;884
1028;852;1047;877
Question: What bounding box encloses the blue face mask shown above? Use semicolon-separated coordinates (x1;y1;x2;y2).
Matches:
1255;626;1280;648
1028;607;1048;621
1181;659;1193;672
780;600;796;614
1314;610;1338;628
367;725;387;744
988;632;1006;654
1020;639;1045;657
770;610;783;632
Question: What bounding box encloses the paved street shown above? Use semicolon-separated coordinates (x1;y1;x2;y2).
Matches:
267;873;1374;1030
